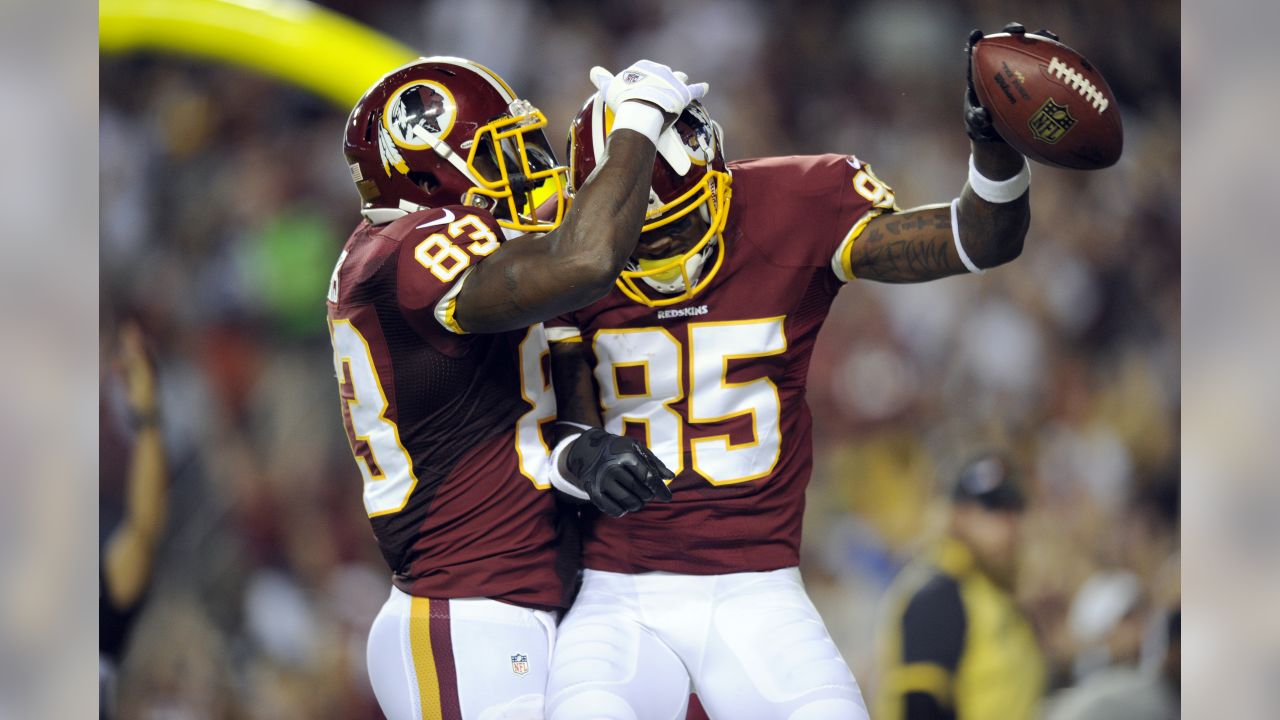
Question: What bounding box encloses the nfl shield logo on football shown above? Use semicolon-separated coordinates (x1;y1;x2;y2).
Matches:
1027;98;1077;145
510;654;529;676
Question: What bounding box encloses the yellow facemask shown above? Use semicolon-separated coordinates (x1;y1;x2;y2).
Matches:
462;102;568;233
616;169;732;307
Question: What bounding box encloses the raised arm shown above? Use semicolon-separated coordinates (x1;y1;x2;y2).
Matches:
455;62;708;333
848;27;1036;283
455;130;659;331
103;324;168;610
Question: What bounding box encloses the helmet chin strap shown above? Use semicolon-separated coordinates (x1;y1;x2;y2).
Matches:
411;124;488;192
655;127;692;176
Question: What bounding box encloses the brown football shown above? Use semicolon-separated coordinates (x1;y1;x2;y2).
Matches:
972;32;1123;170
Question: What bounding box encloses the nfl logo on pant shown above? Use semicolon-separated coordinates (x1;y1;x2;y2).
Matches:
510;654;529;676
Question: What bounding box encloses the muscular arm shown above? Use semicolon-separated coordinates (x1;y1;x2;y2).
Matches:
849;141;1029;283
453;130;658;333
550;340;603;442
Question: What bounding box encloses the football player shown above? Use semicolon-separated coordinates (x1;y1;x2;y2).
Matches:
543;27;1042;720
329;57;700;719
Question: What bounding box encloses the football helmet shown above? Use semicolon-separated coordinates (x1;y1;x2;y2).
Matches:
345;57;568;232
567;94;732;307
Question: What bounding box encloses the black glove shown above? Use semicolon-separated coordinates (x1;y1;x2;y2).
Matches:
964;27;1001;143
563;428;675;517
964;22;1060;143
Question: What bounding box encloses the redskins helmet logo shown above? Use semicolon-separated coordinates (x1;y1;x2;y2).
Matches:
383;81;457;149
682;103;717;166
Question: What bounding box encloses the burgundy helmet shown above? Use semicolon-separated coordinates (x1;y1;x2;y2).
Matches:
567;94;732;307
345;57;567;232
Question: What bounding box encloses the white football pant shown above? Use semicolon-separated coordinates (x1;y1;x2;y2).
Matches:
547;567;868;720
368;586;557;720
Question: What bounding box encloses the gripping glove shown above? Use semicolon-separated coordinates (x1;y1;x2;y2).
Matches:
965;22;1060;142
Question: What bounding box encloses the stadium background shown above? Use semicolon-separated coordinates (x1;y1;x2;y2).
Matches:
99;0;1179;716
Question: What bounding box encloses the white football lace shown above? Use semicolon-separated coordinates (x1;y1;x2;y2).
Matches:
1047;56;1109;113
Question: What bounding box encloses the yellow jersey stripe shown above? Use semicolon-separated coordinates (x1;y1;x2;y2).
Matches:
834;209;884;282
438;296;465;334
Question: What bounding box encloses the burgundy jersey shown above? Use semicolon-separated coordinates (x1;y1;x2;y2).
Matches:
547;154;897;575
326;206;564;609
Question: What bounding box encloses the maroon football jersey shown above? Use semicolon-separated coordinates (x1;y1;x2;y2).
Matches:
547;154;896;575
326;206;564;609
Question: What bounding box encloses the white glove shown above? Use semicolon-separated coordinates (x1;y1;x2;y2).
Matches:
589;60;709;144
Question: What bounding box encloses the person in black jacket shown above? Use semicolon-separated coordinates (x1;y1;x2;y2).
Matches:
876;453;1046;720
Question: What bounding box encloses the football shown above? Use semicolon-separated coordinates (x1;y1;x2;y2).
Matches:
971;31;1123;170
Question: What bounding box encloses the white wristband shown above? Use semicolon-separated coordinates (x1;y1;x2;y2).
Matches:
548;432;590;500
609;101;665;145
967;154;1030;204
950;198;985;275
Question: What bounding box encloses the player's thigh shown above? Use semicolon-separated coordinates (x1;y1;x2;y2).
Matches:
547;589;690;720
696;569;868;720
367;588;417;720
367;588;554;720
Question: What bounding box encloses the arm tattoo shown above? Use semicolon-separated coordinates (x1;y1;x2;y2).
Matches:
851;193;1029;283
852;207;963;283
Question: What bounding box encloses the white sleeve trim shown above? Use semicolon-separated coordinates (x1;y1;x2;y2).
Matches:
950;198;985;274
545;326;583;343
432;266;474;335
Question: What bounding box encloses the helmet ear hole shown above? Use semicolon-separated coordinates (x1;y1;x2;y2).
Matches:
408;171;440;195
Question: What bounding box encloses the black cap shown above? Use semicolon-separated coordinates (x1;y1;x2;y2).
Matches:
951;454;1025;511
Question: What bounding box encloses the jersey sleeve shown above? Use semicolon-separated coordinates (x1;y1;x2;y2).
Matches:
894;574;966;708
394;207;504;336
826;154;899;282
730;154;897;278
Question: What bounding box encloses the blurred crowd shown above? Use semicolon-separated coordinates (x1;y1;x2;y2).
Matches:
99;0;1179;717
